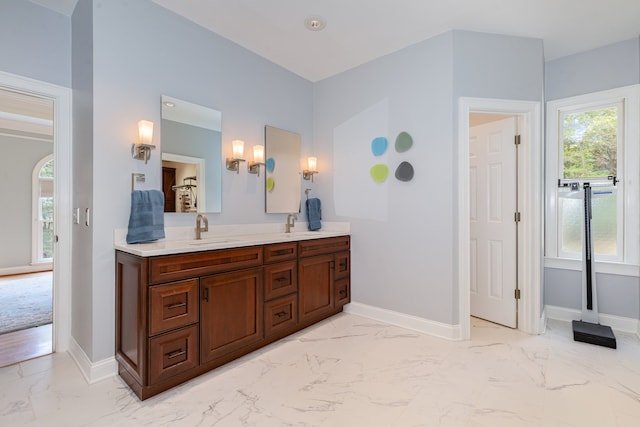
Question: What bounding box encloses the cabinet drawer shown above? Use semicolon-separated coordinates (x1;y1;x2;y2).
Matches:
335;278;350;307
298;236;350;258
264;294;298;337
264;242;297;263
149;246;263;284
264;261;297;301
335;252;350;280
149;325;199;385
149;279;199;336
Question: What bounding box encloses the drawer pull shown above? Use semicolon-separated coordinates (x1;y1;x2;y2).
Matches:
339;289;347;297
166;349;186;359
167;302;186;310
275;278;289;283
339;262;348;269
272;249;291;256
275;311;289;318
203;287;209;302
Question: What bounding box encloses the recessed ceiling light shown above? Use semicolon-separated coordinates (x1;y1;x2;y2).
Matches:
304;15;326;32
163;101;175;107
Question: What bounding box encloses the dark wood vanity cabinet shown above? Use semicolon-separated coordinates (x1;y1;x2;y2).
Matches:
115;235;350;400
298;237;351;325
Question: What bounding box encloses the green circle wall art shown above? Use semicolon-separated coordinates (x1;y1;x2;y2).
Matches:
370;164;389;183
395;131;413;153
266;177;275;192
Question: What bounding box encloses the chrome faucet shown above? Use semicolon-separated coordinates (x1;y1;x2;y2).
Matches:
285;213;297;233
195;213;208;240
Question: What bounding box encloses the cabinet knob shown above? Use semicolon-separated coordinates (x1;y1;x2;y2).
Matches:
275;311;288;318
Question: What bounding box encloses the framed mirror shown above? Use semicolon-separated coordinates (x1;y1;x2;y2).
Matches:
265;125;301;213
161;95;222;213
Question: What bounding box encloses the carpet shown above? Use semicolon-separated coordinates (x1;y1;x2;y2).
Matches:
0;272;53;334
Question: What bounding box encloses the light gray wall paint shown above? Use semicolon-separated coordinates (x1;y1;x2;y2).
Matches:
545;268;640;319
71;0;94;360
0;135;52;269
87;0;313;361
452;30;545;321
544;38;640;320
314;32;455;323
0;0;71;87
313;31;543;325
452;31;544;102
545;38;640;101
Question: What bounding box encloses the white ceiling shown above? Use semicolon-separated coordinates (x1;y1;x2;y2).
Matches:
31;0;640;82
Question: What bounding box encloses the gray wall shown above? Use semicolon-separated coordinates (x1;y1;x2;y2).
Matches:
0;135;53;268
87;0;314;361
71;0;94;360
313;30;543;325
544;38;640;319
545;38;640;101
0;0;71;87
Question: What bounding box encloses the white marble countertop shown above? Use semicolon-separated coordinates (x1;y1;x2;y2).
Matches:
114;221;350;257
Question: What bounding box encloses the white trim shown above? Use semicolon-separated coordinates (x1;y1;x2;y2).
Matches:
0;70;72;354
545;85;640;266
545;304;639;335
344;302;462;341
544;257;640;277
68;337;118;384
0;264;52;276
458;98;543;339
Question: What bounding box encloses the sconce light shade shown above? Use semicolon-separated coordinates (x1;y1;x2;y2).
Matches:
303;156;319;182
138;120;154;145
227;139;246;174
232;140;244;158
248;144;265;176
132;120;155;164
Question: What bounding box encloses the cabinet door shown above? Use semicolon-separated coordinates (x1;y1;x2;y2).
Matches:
298;254;334;323
200;268;263;364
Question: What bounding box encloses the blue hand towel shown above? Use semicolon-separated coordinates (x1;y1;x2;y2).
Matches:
306;197;322;231
126;190;166;244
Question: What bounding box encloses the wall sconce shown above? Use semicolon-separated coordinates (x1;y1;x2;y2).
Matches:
131;120;155;164
248;144;265;176
226;139;246;173
303;156;318;182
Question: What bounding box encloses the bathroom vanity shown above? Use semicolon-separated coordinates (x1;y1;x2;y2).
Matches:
115;231;350;400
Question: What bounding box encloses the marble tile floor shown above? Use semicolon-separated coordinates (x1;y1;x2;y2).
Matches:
1;313;639;426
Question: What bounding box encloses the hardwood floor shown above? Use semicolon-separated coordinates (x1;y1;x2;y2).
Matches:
0;323;52;368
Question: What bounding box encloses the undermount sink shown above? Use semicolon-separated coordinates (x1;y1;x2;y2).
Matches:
189;237;240;246
284;232;322;238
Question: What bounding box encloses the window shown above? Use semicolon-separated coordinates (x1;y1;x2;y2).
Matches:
546;85;639;271
32;155;54;264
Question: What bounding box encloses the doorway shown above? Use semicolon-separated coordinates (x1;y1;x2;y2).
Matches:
469;114;518;328
458;98;543;340
0;70;72;362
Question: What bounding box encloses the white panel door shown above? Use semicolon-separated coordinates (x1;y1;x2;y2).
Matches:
469;117;517;328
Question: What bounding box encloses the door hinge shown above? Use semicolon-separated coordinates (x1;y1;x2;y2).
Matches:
514;135;521;145
514;289;521;300
514;212;521;222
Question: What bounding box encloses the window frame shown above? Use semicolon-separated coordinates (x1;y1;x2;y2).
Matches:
545;85;640;276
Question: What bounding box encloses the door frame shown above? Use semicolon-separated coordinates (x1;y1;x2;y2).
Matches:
458;97;542;339
0;70;72;352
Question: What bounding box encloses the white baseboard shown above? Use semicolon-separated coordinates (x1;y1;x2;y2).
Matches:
344;302;462;340
68;337;118;384
0;264;52;276
545;305;639;335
